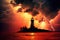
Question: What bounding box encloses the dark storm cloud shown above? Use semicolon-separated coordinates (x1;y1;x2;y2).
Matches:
13;0;60;19
14;0;33;4
14;0;34;8
0;0;12;19
14;0;40;8
41;0;60;19
0;0;14;32
12;0;40;16
0;0;3;14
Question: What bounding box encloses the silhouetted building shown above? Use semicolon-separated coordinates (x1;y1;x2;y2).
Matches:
19;17;51;32
30;18;35;29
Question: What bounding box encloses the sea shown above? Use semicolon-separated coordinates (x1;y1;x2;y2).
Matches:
0;32;60;40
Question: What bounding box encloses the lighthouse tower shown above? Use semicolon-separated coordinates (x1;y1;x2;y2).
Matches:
30;17;35;30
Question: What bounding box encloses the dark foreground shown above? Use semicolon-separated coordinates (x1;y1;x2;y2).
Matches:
0;32;60;40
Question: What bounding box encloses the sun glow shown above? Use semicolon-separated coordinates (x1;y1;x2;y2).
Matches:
30;33;35;35
41;22;46;26
39;21;46;29
22;12;32;28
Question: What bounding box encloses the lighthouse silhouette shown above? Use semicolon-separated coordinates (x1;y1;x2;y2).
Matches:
28;17;37;31
30;18;35;29
19;17;51;32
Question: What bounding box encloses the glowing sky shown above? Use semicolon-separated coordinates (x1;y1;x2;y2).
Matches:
0;0;60;33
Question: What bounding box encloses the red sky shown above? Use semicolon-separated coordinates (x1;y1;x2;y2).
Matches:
1;0;60;34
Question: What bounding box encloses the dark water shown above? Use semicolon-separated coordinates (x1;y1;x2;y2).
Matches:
0;32;60;40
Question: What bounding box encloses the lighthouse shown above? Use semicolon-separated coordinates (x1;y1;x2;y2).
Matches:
29;17;36;31
30;18;34;28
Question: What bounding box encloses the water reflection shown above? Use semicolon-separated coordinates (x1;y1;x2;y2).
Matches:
30;33;35;40
1;32;60;40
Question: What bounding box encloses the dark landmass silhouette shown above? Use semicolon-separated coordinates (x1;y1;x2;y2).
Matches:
18;18;51;32
19;27;51;32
